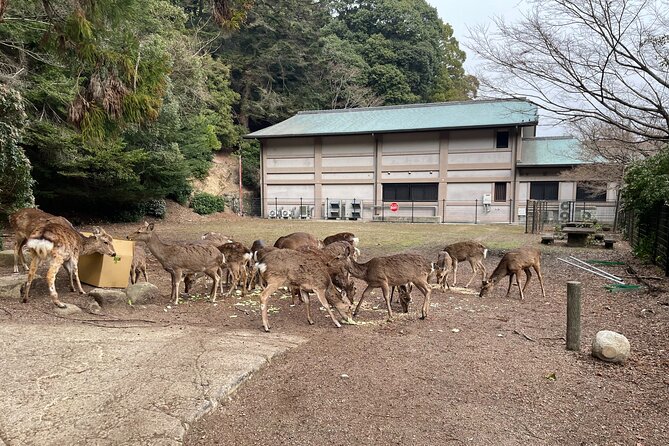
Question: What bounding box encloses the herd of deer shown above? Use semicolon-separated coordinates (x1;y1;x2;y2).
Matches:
8;207;546;332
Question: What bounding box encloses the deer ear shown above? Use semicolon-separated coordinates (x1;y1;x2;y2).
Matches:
148;223;155;231
91;226;101;235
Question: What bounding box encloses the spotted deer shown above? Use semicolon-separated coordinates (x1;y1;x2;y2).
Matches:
9;207;74;273
479;247;546;300
21;224;117;308
127;222;225;305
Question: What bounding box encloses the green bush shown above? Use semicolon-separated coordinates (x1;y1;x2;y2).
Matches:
190;192;225;215
144;199;166;218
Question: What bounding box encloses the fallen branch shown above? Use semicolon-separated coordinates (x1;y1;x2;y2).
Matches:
513;329;536;342
0;307;12;318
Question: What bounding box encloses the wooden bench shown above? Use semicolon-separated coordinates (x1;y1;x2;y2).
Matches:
541;234;555;245
604;238;616;249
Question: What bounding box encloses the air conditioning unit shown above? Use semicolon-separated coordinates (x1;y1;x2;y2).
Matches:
559;211;570;221
349;200;362;220
482;194;492;205
560;201;571;211
298;205;311;219
281;209;291;219
327;200;342;220
268;209;278;219
577;207;597;221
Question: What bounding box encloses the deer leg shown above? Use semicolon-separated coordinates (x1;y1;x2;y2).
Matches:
517;272;526;300
504;274;515;298
46;256;67;308
171;270;183;305
260;280;281;332
478;261;487;286
381;283;393;321
522;268;533;294
354;285;375;317
21;255;41;304
62;261;76;292
142;267;149;283
414;279;432;319
313;289;341;328
14;237;27;273
70;260;86;294
302;290;314;325
451;260;459;287
226;266;238;298
534;265;546;298
206;268;220;303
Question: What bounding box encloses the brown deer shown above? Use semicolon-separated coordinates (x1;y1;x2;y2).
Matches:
442;241;488;288
274;232;323;250
129;244;149;284
298;241;357;302
21;224;117;308
9;207;74;273
434;251;453;291
341;253;435;320
201;232;233;246
479;247;546;300
126;222;225;305
217;241;252;297
256;248;354;332
323;232;359;247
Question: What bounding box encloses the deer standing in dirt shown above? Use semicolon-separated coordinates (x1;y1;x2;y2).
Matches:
21;224;117;308
217;241;252;297
341;253;435;320
479;247;546;300
130;244;149;284
441;241;488;288
434;251;453;291
126;222;225;305
256;248;354;332
9;208;74;273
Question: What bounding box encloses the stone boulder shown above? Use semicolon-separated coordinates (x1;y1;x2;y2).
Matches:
126;282;160;305
592;330;631;364
0;250;16;268
54;304;83;316
88;288;128;308
0;274;28;300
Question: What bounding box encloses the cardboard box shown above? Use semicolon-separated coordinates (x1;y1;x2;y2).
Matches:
78;234;134;288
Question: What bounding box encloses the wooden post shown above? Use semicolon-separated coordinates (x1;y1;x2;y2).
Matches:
566;281;581;351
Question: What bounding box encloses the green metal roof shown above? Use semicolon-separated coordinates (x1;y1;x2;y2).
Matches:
245;98;538;139
520;137;585;166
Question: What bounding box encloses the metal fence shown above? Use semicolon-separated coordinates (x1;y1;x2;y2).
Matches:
621;203;669;276
525;199;620;234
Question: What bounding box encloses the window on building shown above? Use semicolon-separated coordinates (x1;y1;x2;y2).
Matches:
494;182;507;202
530;181;559;200
383;183;438;202
576;182;607;202
496;130;509;149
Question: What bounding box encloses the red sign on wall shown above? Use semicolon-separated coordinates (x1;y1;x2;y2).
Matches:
389;202;399;212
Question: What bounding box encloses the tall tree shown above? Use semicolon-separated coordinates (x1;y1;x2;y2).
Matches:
467;0;669;145
327;0;475;104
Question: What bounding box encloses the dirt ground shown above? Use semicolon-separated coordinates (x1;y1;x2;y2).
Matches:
2;206;668;446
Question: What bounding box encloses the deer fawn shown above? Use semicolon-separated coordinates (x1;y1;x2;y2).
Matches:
9;207;74;273
129;244;149;284
479;247;546;300
21;224;117;308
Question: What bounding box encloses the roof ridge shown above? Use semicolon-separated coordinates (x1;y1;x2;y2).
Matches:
296;97;531;115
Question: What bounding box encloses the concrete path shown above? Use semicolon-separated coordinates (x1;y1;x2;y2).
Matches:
0;323;304;445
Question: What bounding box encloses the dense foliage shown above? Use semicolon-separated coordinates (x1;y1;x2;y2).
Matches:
1;0;475;218
622;148;669;214
190;191;225;214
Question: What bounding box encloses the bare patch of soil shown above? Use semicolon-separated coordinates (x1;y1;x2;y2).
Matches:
2;212;668;446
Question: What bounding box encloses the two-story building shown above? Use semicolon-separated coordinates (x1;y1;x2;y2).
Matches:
245;98;616;223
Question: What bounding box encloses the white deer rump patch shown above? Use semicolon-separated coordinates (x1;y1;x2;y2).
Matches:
484;248;488;259
26;239;54;256
256;262;267;274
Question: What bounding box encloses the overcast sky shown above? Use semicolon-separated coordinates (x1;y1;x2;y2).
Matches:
427;1;567;136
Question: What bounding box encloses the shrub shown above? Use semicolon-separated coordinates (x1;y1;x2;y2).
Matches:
144;199;166;218
190;192;225;215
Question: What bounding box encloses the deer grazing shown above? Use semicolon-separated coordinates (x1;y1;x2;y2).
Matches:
441;241;488;288
256;248;354;332
217;241;253;297
434;251;453;291
479;247;546;300
323;232;359;247
9;207;74;273
127;222;225;305
129;244;149;284
341;253;435;320
21;224;117;308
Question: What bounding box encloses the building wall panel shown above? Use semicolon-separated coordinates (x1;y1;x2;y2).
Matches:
322;135;375;156
265;138;314;158
381;132;439;154
322;156;374;167
449;129;495;150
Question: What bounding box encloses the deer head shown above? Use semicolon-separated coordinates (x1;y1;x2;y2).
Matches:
126;221;154;242
88;226;117;257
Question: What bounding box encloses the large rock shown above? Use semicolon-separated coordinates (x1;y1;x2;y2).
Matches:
0;274;28;300
0;249;31;268
54;304;83;316
592;330;631;364
88;288;128;307
126;282;161;305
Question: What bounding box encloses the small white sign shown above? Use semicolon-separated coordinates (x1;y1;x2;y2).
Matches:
518;207;527;216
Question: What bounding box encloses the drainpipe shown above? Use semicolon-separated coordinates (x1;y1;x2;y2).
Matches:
511;126;519;224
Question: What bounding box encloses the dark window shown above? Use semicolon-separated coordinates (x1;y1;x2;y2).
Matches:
494;182;507;202
576;182;607;201
530;181;559;200
383;183;438;202
496;131;509;148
